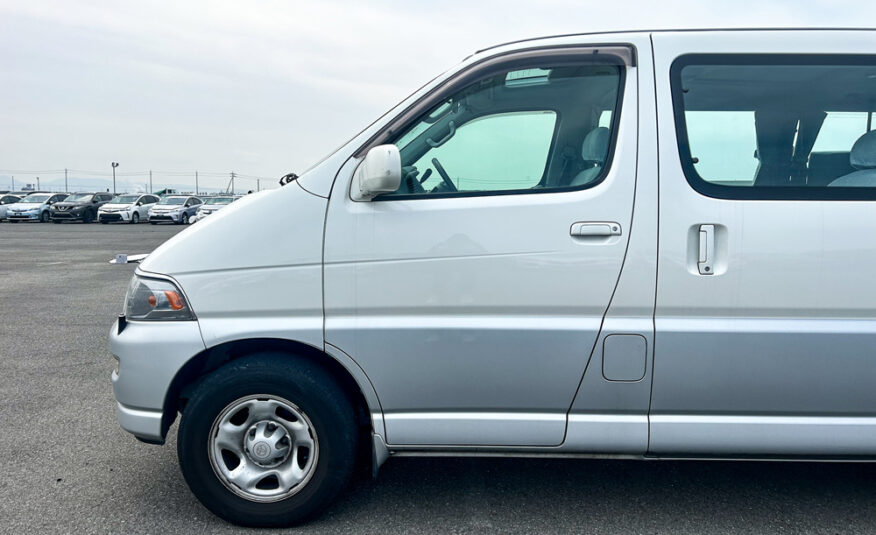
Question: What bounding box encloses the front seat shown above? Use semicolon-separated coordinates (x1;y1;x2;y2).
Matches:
569;127;610;187
828;130;876;187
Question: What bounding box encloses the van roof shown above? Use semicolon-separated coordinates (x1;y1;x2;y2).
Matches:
475;27;876;55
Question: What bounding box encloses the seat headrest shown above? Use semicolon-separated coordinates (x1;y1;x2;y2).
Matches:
581;127;610;163
850;130;876;170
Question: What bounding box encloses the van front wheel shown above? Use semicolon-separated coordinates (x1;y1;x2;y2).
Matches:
177;354;358;527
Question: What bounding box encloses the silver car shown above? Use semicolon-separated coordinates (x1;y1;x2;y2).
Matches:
190;195;240;223
6;193;68;222
147;195;203;225
111;29;876;527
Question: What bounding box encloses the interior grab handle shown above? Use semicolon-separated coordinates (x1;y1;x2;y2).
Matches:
698;224;715;275
426;121;456;148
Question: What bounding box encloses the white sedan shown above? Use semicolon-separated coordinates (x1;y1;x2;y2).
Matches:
189;195;241;223
98;193;160;224
0;194;21;221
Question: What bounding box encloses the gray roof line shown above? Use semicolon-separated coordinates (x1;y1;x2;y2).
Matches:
474;27;876;55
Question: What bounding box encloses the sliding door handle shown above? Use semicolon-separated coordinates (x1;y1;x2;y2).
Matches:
570;221;622;237
698;224;715;275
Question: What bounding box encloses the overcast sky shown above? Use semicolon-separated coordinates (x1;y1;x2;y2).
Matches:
0;0;871;190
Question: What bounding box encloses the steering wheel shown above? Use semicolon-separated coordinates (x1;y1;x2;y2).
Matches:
431;158;457;192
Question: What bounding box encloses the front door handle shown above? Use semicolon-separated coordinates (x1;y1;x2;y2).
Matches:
698;224;715;275
570;221;622;237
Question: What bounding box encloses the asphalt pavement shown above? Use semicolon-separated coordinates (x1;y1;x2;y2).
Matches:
1;222;875;534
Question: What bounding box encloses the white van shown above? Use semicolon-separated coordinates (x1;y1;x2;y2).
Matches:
111;29;876;527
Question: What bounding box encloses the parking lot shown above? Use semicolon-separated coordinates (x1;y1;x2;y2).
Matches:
1;223;875;534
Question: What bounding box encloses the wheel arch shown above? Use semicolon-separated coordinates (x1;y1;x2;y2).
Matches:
161;338;380;449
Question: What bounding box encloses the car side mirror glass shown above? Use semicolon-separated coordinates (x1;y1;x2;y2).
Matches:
351;144;402;201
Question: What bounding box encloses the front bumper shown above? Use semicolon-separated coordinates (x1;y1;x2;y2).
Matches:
115;402;164;442
8;212;40;221
110;317;206;442
148;213;180;222
51;210;86;220
99;211;130;222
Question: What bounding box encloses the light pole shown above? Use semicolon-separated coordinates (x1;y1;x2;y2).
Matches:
111;162;119;194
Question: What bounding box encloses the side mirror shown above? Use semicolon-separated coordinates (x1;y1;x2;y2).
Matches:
136;201;142;206
351;144;402;201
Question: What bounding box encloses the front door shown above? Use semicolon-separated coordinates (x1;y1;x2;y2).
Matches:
325;45;640;446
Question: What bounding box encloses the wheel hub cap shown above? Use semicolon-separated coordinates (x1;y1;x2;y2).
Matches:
208;395;319;502
243;420;291;467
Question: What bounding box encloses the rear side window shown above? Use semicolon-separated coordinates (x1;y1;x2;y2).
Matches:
382;61;625;199
672;55;876;200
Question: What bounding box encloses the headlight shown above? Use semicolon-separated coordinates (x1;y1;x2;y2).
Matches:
124;275;194;321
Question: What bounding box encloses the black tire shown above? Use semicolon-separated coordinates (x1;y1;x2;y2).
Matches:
177;354;357;528
82;210;93;224
181;213;189;225
130;212;139;224
149;221;157;225
100;220;108;224
40;211;50;223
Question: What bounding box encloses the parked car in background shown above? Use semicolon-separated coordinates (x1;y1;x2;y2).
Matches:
0;194;21;221
99;193;160;224
49;192;114;223
190;195;240;223
6;193;68;222
148;195;202;225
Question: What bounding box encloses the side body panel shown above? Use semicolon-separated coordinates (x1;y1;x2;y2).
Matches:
323;36;647;447
142;183;328;351
566;35;658;454
651;30;876;456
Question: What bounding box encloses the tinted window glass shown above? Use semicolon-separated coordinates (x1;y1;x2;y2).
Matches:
672;55;876;200
409;111;557;193
383;62;623;198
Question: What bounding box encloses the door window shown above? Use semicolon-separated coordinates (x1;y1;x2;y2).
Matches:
383;63;624;198
672;55;876;199
409;111;557;193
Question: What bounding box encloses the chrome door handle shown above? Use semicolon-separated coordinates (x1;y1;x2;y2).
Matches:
698;224;715;275
570;221;622;237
